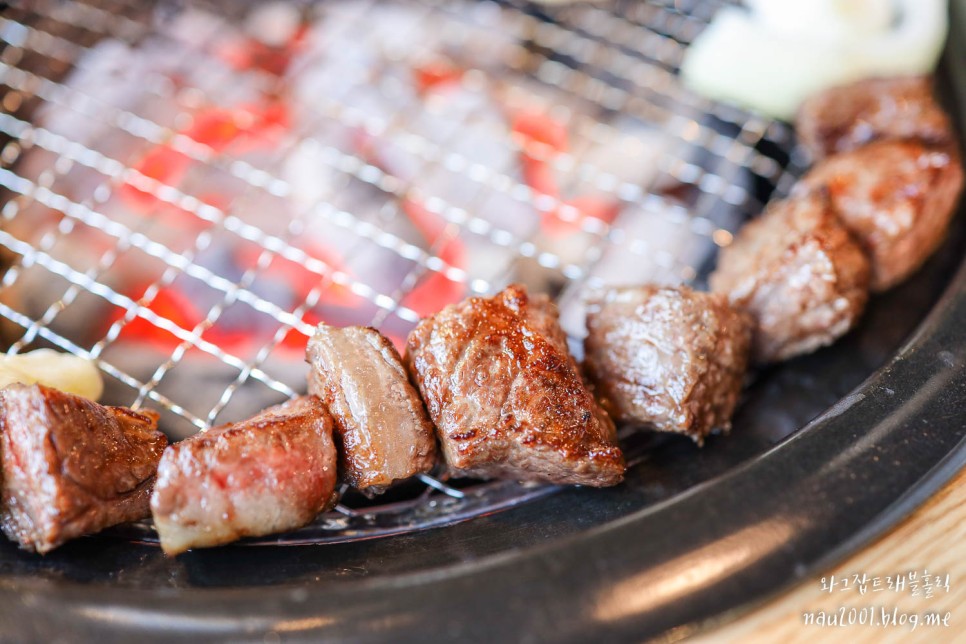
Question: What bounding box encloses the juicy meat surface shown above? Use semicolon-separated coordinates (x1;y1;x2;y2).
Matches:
406;284;624;487
710;192;871;364
584;285;751;444
307;324;436;493
0;383;166;553
150;396;337;555
796;139;964;291
796;76;954;161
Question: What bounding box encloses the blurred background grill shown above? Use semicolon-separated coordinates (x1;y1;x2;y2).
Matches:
0;0;798;544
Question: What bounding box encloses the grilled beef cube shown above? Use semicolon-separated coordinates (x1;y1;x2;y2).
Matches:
150;396;337;555
406;284;625;487
0;384;166;553
796;76;954;161
584;285;751;444
307;324;437;493
796;139;964;291
710;192;870;364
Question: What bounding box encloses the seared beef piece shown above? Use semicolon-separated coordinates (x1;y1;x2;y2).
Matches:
150;396;337;555
0;384;166;554
796;139;964;291
584;285;751;444
796;76;954;161
307;324;436;493
710;192;870;364
406;284;624;487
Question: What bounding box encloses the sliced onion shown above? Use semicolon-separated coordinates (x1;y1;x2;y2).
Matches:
680;8;855;119
681;0;948;120
854;0;949;76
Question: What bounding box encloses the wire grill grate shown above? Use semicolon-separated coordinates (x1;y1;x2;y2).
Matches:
0;0;800;545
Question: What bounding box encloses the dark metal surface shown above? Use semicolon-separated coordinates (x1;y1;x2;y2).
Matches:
3;5;966;644
0;179;963;641
0;0;798;546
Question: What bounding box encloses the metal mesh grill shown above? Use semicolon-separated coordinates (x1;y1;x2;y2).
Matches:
0;0;799;545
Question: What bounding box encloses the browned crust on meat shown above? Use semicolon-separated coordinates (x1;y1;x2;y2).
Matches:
797;140;964;291
0;384;167;553
584;285;751;444
710;192;871;364
406;285;624;487
796;76;954;162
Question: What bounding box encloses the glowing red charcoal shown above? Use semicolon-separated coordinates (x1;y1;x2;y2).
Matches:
413;59;464;95
399;197;467;317
119;102;290;218
233;240;361;311
512;110;569;162
512;110;568;195
510;110;620;238
351;130;468;317
215;24;308;77
110;285;204;354
196;102;289;154
112;280;293;357
277;311;323;352
113;283;257;355
120;146;192;212
233;241;363;351
147;193;227;237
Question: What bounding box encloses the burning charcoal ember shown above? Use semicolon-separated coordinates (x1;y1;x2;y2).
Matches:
150;396;338;555
4;0;750;518
351;123;471;314
510;109;621;239
7;7;297;363
346;86;518;313
583;285;752;444
233;239;361;313
710;192;871;364
518;116;698;335
30;9;268;153
0;384;167;553
413;58;465;95
28;41;175;150
795;140;964;292
215;2;307;75
396;97;535;242
290;2;456;110
120;101;290;214
511;110;667;230
796;76;954;162
553;161;715;339
512;110;570;222
406;284;625;487
570;116;671;199
396;198;468;317
307;324;437;493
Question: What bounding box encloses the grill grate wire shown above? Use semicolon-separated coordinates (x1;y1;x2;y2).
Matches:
0;0;801;544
